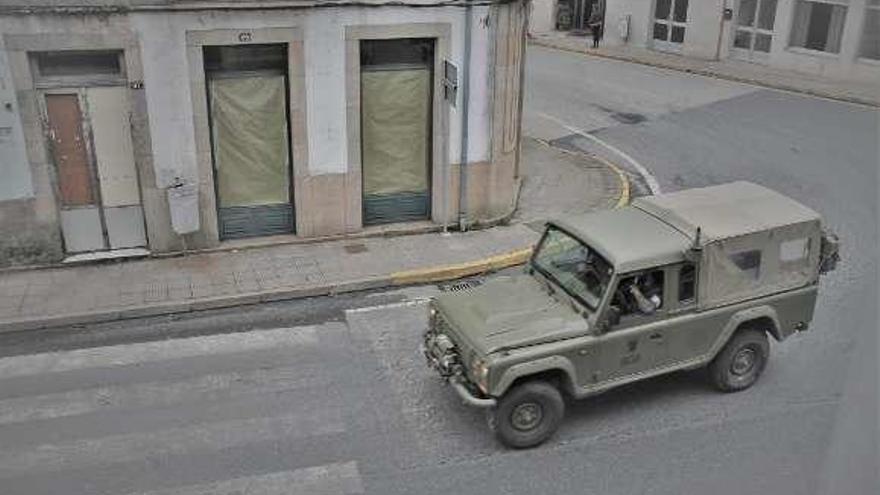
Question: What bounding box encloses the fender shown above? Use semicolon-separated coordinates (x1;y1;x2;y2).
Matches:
492;355;577;397
704;305;782;364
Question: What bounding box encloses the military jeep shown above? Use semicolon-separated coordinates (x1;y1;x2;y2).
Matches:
423;182;839;448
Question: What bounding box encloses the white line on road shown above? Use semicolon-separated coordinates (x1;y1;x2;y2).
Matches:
535;111;662;194
344;298;430;315
0;326;319;379
0;365;324;425
130;461;364;495
0;410;346;477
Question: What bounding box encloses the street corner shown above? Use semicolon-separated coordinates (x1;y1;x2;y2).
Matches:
518;135;631;222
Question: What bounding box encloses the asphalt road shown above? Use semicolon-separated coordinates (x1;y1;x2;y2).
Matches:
0;46;876;495
524;45;878;494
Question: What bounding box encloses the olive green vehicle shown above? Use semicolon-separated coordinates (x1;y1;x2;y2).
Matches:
423;182;840;448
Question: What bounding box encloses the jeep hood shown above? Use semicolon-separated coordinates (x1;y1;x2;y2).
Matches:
434;274;589;356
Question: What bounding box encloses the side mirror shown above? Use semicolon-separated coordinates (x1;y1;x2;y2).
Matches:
606;305;622;328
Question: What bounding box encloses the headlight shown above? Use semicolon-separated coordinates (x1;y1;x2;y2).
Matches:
471;358;490;394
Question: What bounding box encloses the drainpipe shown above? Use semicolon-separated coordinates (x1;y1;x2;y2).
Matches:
457;0;473;231
715;0;728;61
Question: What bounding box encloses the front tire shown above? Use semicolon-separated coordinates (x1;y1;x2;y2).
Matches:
493;381;564;448
709;328;769;392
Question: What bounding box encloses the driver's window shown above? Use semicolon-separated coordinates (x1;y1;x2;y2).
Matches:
611;269;665;319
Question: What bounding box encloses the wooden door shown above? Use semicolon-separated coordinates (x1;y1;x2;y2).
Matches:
46;94;106;253
46;94;95;207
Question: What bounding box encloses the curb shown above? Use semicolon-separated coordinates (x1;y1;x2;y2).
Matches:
0;248;537;333
529;39;880;109
390;248;534;286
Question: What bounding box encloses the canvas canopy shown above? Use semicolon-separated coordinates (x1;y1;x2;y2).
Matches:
633;182;822;309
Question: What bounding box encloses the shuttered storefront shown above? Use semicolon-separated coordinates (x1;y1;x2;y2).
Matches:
205;44;294;239
360;39;433;225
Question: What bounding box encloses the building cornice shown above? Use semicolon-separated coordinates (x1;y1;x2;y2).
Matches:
0;0;516;16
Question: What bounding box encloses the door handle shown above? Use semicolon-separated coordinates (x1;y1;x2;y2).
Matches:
648;332;663;341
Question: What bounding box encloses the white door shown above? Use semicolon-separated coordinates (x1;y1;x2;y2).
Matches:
45;87;147;254
732;0;778;61
652;0;689;53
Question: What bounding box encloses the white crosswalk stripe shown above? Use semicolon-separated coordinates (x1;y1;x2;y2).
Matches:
0;326;318;379
0;323;364;495
0;410;346;478
130;461;364;495
0;365;324;425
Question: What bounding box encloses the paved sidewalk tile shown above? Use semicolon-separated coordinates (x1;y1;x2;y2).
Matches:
530;34;879;107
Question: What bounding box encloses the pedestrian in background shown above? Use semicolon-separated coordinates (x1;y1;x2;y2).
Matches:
588;5;603;48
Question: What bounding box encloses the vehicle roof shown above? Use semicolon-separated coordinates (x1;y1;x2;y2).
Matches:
551;207;692;273
633;181;821;244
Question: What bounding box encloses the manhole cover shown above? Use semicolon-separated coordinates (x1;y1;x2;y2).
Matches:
344;243;368;254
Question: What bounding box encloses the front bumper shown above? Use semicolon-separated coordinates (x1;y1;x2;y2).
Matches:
449;378;497;408
423;331;496;409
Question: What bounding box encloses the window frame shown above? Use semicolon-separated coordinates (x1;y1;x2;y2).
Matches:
676;262;698;308
29;50;127;89
605;267;670;331
787;0;850;55
858;0;880;61
530;225;614;313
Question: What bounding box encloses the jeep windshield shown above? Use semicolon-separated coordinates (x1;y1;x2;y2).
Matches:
531;226;613;310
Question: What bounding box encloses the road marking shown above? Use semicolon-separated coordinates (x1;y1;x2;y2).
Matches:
0;410;346;477
344;298;430;315
0;326;318;379
0;365;322;425
535;111;662;194
130;461;364;495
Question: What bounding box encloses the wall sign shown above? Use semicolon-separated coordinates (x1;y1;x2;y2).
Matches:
442;60;458;106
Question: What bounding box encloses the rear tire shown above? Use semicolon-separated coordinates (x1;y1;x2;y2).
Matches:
493;381;564;449
709;328;769;392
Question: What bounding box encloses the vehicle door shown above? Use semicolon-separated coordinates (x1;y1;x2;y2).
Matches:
594;268;670;384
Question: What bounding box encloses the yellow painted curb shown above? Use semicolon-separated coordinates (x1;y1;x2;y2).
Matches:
590;153;631;209
391;247;533;286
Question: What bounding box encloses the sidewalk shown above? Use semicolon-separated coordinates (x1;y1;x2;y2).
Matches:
529;33;880;108
0;137;626;332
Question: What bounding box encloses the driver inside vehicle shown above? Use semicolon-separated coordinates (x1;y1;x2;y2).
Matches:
612;271;664;316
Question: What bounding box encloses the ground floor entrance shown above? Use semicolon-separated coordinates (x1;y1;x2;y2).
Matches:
360;38;434;226
652;0;689;53
205;44;294;240
732;0;778;62
44;84;147;255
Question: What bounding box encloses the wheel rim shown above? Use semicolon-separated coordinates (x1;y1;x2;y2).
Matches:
510;402;544;431
730;347;758;376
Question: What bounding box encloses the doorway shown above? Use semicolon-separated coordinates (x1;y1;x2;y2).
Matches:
732;0;778;61
38;49;148;254
360;39;434;226
652;0;689;52
205;44;294;240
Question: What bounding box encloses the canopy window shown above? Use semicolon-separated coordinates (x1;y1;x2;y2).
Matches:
360;38;434;225
205;44;294;239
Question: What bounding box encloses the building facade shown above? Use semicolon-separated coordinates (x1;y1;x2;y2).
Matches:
0;0;528;266
535;0;879;84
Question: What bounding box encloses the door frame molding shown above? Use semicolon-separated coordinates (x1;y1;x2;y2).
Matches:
2;31;154;253
345;23;451;229
185;27;308;245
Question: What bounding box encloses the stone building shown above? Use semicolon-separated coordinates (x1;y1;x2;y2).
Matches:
0;0;528;266
533;0;879;84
